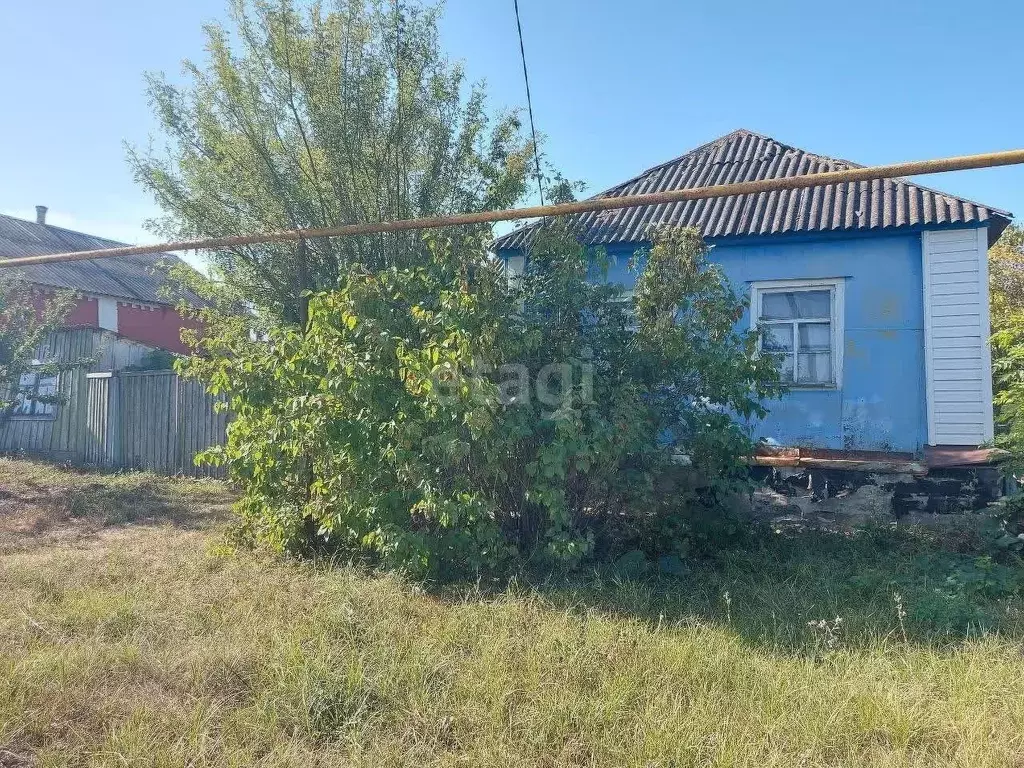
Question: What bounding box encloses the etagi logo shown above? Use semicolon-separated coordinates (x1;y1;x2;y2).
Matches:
431;349;596;417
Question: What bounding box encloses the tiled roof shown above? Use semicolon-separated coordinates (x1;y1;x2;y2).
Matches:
493;129;1012;250
0;213;202;305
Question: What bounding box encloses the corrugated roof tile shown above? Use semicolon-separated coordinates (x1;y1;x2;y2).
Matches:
493;129;1012;250
0;213;204;306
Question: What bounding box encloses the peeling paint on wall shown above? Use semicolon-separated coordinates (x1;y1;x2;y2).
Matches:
702;231;933;452
512;226;983;453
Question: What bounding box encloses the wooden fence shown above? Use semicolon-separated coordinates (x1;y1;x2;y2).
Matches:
81;371;228;476
0;328;156;462
0;330;228;476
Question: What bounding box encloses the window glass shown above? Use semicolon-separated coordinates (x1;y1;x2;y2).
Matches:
760;290;831;320
777;351;795;382
505;255;525;279
798;322;831;350
11;366;58;418
609;289;637;331
797;352;832;383
758;287;835;386
761;324;793;353
36;374;58;404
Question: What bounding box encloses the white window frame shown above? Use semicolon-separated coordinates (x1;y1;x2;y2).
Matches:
10;361;60;420
750;278;845;388
608;288;638;331
504;254;525;281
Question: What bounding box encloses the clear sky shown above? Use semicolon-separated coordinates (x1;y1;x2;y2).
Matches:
2;0;1023;253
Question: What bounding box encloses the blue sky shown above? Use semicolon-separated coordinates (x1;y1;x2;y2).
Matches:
2;0;1022;255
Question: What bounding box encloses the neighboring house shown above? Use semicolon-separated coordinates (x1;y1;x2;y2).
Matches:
0;207;202;355
494;129;1013;456
1;208;215;465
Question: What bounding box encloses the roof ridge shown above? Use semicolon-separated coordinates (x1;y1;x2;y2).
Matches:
492;129;1012;251
591;128;767;199
589;129;870;204
0;211;146;252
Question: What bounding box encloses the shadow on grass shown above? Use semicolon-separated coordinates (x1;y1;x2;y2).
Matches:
440;525;1024;654
0;457;235;551
17;452;1015;654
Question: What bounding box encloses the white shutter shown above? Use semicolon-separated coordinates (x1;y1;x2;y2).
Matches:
505;255;525;280
922;228;994;445
97;296;119;332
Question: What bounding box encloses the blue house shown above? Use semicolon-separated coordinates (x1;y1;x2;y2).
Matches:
493;130;1013;455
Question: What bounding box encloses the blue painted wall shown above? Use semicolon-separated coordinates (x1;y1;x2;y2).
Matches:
499;227;982;454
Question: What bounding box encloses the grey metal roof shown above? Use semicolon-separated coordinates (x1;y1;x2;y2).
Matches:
493;129;1013;250
0;213;203;305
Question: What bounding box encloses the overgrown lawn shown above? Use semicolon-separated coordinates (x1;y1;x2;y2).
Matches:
2;458;1024;766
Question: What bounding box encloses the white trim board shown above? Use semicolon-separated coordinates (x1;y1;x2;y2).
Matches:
97;296;118;332
921;228;994;446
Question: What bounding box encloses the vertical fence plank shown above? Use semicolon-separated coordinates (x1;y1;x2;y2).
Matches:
106;371;227;477
84;373;111;466
3;356;228;477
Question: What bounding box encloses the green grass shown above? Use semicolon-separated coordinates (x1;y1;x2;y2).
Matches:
2;458;1024;766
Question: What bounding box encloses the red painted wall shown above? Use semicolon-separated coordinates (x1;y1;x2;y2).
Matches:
116;302;200;355
30;288;200;355
30;293;98;327
64;296;99;327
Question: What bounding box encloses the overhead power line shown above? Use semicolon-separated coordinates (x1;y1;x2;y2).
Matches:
1;148;1023;269
514;0;545;206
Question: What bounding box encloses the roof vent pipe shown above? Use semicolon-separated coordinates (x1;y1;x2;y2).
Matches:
35;205;47;225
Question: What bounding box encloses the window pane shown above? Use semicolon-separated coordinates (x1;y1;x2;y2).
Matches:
36;374;57;397
761;323;794;353
761;290;831;320
798;322;831;351
505;255;524;278
14;372;36;415
779;353;795;382
797;352;832;384
35;374;58;415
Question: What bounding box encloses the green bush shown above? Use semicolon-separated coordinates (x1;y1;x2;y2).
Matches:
185;226;781;578
993;318;1024;475
990;224;1024;474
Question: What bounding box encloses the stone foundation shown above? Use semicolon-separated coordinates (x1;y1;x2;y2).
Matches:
750;464;1006;527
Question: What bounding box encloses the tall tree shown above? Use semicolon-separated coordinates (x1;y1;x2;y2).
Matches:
130;0;534;322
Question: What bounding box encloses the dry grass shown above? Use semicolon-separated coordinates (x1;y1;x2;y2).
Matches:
0;457;233;554
2;457;1024;766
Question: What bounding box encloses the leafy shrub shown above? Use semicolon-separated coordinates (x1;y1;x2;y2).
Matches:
993;320;1024;475
185;226;781;578
121;349;178;372
848;550;1022;637
983;492;1024;552
990;224;1024;473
